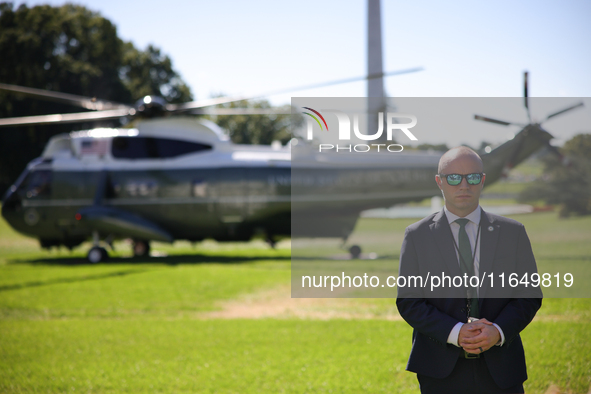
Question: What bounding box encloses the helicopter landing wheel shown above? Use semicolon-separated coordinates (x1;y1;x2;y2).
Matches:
349;245;362;259
88;246;108;264
133;240;151;258
266;236;277;249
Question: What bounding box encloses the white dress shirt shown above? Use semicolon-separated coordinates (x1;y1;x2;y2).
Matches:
444;206;506;347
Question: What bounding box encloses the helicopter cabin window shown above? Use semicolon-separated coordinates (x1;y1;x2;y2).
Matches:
19;170;52;199
111;137;212;159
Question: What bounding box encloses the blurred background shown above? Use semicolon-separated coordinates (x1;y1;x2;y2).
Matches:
2;0;590;193
1;1;590;392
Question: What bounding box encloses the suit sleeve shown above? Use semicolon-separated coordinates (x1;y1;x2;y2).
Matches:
491;225;542;344
396;227;460;346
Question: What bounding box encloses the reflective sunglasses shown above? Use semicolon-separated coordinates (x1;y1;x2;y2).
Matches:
439;173;484;186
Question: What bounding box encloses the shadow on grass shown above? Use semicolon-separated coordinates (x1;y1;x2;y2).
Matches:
291;253;400;261
0;268;149;292
2;253;291;291
7;252;291;267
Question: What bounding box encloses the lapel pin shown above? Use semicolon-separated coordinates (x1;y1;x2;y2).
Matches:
488;226;494;232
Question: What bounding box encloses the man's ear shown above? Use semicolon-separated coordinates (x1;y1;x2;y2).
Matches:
435;175;442;190
481;174;486;189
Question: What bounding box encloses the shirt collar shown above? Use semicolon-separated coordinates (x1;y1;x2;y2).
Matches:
444;205;482;226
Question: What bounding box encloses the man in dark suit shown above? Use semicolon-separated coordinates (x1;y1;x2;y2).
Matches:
396;146;542;394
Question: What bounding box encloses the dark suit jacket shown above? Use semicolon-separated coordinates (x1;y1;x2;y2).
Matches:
396;209;542;389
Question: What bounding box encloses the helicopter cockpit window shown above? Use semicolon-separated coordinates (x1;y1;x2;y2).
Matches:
112;137;212;159
19;170;52;199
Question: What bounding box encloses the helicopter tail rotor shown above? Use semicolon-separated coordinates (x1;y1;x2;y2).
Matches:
544;102;584;122
476;71;584;171
473;115;518;126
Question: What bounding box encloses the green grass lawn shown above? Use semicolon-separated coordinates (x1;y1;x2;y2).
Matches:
1;210;590;393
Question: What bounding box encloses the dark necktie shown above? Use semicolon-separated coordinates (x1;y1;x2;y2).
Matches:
455;218;479;318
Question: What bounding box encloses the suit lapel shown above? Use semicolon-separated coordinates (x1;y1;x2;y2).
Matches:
479;209;500;299
429;210;463;278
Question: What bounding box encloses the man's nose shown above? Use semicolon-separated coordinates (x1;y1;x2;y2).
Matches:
458;177;470;188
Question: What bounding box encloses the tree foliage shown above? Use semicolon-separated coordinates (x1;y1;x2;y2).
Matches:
121;43;191;104
0;3;128;103
519;134;591;217
0;2;192;194
210;99;292;145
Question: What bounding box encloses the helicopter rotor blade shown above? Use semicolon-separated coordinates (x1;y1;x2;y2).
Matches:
167;67;424;112
191;108;292;115
167;95;250;112
523;71;532;123
0;108;133;128
544;102;584;121
1;67;424;125
474;115;516;126
0;83;130;111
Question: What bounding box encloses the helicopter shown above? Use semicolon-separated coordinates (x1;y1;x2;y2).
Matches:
0;68;410;263
0;71;583;263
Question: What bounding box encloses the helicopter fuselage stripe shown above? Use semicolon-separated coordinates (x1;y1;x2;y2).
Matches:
20;189;434;208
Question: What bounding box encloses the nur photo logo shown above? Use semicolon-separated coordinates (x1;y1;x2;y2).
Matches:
301;107;419;153
302;107;329;132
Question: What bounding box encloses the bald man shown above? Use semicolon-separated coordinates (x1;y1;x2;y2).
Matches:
396;147;542;394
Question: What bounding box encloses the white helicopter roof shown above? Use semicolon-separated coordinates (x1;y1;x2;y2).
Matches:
42;117;230;156
40;117;291;170
40;116;441;172
135;117;231;144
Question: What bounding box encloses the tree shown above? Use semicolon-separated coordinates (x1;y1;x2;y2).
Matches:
209;99;292;145
121;43;192;104
519;134;591;217
0;2;192;194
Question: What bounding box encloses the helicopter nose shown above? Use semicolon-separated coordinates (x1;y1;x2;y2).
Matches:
2;185;22;227
1;185;22;225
